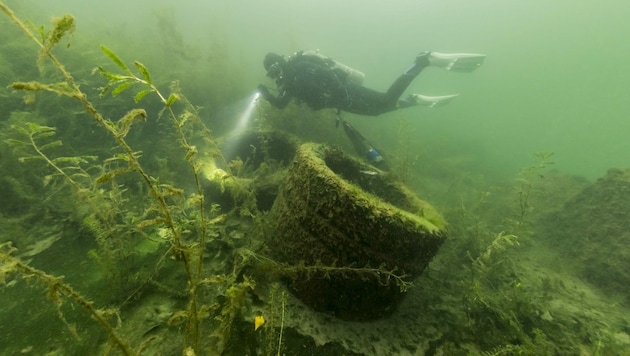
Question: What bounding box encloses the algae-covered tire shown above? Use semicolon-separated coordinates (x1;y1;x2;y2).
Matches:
267;143;447;320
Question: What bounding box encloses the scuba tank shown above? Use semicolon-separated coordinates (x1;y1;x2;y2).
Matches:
300;50;365;85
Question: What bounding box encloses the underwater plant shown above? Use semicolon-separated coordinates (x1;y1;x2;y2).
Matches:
0;5;416;353
0;242;133;354
511;152;555;234
0;3;257;354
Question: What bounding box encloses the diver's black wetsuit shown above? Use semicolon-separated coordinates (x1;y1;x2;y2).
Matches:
258;51;428;116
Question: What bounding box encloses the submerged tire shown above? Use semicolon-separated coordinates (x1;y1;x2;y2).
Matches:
267;143;447;320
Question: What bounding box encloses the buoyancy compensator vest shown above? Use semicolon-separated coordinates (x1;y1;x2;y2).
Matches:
293;50;365;86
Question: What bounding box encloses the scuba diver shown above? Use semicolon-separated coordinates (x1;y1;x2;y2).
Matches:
257;50;486;166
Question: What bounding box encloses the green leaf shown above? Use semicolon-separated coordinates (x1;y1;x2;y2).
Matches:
49;82;75;96
159;184;184;197
46;15;75;50
51;156;83;165
11;81;42;92
95;66;127;81
4;139;29;146
165;93;178;107
178;111;193;127
69;173;90;180
26;122;55;134
134;89;153;103
112;81;134;96
186;194;204;206
104;153;130;164
10;124;30;136
26;20;46;43
116;109;147;137
32;131;56;139
51;156;95;165
39;140;63;151
100;45;132;75
18;156;43;163
94;171;114;184
184;145;197;161
136;218;165;229
99;83;112;98
95;168;132;184
134;61;152;85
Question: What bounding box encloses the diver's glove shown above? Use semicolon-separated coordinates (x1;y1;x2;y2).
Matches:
257;84;271;101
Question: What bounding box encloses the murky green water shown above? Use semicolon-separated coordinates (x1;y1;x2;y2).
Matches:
1;1;629;355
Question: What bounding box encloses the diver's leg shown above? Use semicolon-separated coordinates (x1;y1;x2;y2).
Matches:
385;52;431;101
340;85;391;116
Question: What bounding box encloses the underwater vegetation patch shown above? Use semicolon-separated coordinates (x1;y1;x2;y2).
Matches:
2;2;630;355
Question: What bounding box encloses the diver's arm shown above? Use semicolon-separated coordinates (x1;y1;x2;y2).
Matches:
258;84;292;109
